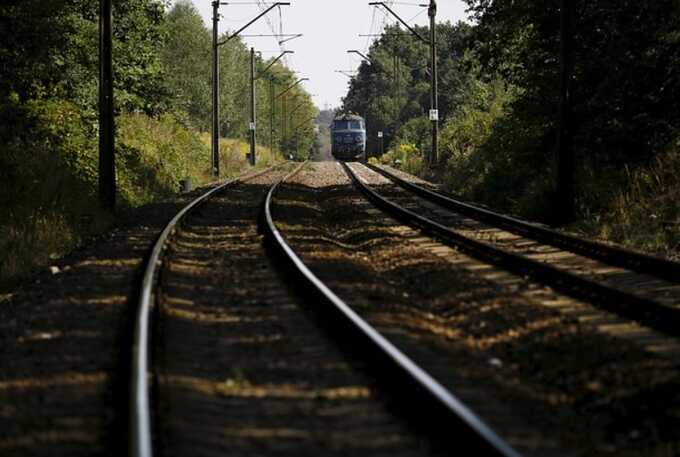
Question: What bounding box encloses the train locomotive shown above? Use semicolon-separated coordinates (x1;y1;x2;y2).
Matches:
331;113;366;161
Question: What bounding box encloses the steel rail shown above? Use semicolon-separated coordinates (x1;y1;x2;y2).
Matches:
368;163;680;283
343;162;680;337
131;166;277;457
264;163;523;457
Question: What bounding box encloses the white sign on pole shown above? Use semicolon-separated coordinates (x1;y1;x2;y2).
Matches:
429;109;439;121
249;122;256;131
377;131;383;138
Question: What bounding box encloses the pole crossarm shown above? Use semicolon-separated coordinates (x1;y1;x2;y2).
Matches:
348;50;394;77
258;50;294;79
276;77;308;99
335;70;356;78
279;33;303;45
368;2;429;43
348;49;372;63
218;2;291;46
240;33;299;37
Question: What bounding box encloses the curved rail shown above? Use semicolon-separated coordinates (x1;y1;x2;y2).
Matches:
368;163;680;282
343;162;680;337
131;166;276;457
264;163;523;456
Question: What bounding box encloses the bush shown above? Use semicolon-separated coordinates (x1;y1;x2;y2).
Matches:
577;145;680;258
378;143;424;176
0;99;217;283
393;117;431;157
198;134;282;177
117;112;211;205
0;97;104;281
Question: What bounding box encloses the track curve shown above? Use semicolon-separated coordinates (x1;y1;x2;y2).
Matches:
264;163;524;457
131;166;276;457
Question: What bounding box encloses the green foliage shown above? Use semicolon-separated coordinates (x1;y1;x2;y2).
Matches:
0;0;317;282
209;136;281;174
160;1;317;156
342;22;473;156
378;143;424;176
162;1;211;129
0;97;102;281
116;112;212;206
462;0;680;215
0;91;217;281
438;78;532;209
576;145;680;257
0;0;170;114
393;117;430;156
349;1;679;257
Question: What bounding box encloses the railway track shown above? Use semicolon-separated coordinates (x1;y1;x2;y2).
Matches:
342;162;680;337
129;163;523;457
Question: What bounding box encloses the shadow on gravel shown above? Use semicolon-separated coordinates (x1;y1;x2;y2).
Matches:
272;172;680;457
0;197;200;456
155;179;447;457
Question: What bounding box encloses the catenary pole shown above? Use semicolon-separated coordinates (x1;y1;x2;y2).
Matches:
250;47;256;165
99;0;115;210
369;1;438;167
212;2;289;174
270;78;275;158
429;0;438;166
211;1;220;176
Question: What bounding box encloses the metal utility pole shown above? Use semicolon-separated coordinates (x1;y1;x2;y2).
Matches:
270;78;275;157
249;48;256;166
99;0;115;211
369;1;438;166
282;96;286;150
556;0;575;223
211;2;290;175
429;0;439;166
211;1;221;176
393;55;398;128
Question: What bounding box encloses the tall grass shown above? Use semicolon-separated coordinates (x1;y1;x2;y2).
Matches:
202;134;282;176
576;146;680;259
0;98;280;284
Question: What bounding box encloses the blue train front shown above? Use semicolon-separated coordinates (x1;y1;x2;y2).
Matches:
331;113;366;161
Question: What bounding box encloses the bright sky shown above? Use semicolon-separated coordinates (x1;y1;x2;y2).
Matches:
187;0;469;109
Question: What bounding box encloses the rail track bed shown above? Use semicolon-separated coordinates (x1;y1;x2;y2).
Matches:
273;161;680;456
347;162;680;336
149;165;450;457
3;161;680;456
0;191;209;456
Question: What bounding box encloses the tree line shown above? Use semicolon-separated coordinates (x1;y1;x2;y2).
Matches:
342;1;679;255
0;0;316;281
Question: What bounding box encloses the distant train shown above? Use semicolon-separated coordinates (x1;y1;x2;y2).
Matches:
331;113;366;161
